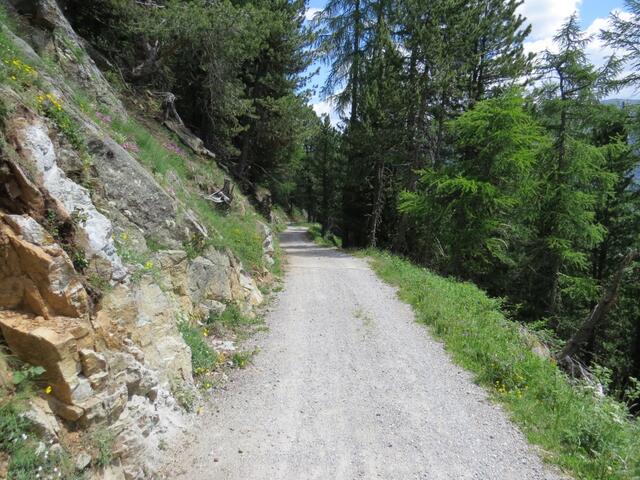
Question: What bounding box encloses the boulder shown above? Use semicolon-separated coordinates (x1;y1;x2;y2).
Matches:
187;249;233;304
0;214;89;318
86;136;185;249
0;311;93;404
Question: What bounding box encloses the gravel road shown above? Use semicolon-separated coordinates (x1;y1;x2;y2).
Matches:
163;226;565;480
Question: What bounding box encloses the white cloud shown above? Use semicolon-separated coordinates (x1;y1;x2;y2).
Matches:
519;0;583;42
312;99;332;117
305;7;321;22
312;98;344;127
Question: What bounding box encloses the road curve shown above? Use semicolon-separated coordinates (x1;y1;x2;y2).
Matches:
163;226;565;480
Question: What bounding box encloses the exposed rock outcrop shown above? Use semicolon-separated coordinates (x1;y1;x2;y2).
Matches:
0;213;88;318
0;2;272;477
8;114;127;280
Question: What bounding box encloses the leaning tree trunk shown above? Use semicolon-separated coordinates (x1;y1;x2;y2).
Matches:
556;249;639;367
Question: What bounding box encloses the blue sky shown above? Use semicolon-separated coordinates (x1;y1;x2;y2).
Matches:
305;0;632;119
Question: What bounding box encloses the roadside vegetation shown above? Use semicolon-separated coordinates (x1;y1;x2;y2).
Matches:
362;249;640;480
0;353;83;479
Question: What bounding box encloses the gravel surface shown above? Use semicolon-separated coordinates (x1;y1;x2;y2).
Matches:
162;226;566;480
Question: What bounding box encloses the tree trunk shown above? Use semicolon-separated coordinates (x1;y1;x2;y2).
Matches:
557;250;639;363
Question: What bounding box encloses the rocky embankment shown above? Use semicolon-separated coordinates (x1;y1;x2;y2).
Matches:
0;0;275;478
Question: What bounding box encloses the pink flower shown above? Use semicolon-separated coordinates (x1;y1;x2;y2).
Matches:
122;142;140;153
96;112;112;124
163;141;185;156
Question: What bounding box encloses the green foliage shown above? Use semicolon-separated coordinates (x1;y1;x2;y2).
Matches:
1;366;79;479
170;380;197;413
231;350;255;369
400;89;548;277
364;249;640;479
10;365;45;388
90;428;115;467
205;304;263;338
178;320;217;375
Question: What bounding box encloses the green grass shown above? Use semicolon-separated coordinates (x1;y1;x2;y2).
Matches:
178;320;217;376
362;249;640;480
205;304;262;335
89;428;114;468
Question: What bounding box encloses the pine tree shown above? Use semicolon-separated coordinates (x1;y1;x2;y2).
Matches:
526;15;616;320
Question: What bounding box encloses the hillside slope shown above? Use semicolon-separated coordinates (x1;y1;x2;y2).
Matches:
0;1;280;478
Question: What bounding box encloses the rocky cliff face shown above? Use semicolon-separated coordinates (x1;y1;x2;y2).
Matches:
0;1;276;478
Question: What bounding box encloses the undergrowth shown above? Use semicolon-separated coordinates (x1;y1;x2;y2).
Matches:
363;249;640;480
177;320;217;376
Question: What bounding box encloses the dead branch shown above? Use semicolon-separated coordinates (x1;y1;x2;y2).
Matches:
557;249;639;367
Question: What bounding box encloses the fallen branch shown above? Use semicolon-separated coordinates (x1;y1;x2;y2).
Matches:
202;179;234;205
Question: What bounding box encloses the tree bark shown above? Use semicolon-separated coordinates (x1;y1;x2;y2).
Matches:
557;249;639;363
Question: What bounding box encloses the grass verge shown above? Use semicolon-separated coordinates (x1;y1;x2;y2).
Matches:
362;249;640;480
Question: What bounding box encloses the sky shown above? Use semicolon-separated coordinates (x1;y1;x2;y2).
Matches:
305;0;632;121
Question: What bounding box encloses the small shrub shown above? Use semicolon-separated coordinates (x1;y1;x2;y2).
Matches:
90;428;115;467
170;380;197;412
231;350;255;369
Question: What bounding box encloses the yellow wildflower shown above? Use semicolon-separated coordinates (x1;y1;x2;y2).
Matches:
144;260;154;270
45;385;52;394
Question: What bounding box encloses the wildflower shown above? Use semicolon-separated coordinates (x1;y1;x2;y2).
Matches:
45;385;52;394
163;141;185;156
122;142;140;153
96;112;112;124
144;260;154;270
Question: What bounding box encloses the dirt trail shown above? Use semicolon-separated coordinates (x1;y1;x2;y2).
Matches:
162;226;565;480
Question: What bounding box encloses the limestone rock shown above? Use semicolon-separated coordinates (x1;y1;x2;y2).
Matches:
0;214;89;318
257;221;275;267
47;396;84;421
0;311;91;404
94;282;192;382
24;396;60;441
98;460;126;480
86;136;185;249
228;254;264;311
187;250;233;304
75;452;92;471
9;117;126;280
79;349;108;376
